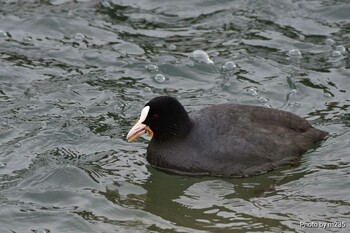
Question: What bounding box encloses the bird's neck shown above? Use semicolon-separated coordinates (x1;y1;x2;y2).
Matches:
154;115;193;141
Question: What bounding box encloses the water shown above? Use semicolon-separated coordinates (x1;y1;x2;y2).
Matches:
0;0;349;232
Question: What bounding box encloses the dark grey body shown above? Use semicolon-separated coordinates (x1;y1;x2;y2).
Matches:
147;104;327;177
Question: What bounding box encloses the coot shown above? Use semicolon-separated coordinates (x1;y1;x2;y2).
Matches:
127;96;327;177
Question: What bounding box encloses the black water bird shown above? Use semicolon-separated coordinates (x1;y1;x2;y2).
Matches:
127;96;327;177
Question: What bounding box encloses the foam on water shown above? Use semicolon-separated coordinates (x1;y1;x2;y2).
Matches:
189;50;214;65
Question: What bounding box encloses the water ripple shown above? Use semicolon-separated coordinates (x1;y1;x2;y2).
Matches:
0;0;349;232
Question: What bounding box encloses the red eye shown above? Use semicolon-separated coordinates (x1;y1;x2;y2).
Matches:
152;114;159;119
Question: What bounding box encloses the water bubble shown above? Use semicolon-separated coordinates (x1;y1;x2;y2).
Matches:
77;108;85;114
74;33;85;41
324;93;332;98
101;0;112;8
14;143;21;148
222;61;237;72
335;45;347;55
0;30;7;37
325;38;335;46
331;50;343;58
190;50;214;64
288;49;302;59
246;87;258;96
23;35;32;42
24;87;38;98
257;96;268;103
168;44;176;50
154;43;163;48
144;86;152;92
154;74;166;83
114;100;127;112
146;64;158;72
0;162;5;168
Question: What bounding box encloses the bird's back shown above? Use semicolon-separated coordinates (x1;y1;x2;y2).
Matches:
147;104;327;177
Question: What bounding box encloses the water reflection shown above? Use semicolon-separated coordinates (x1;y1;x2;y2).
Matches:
138;167;310;232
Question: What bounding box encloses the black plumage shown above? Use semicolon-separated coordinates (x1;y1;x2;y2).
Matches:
127;96;328;177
